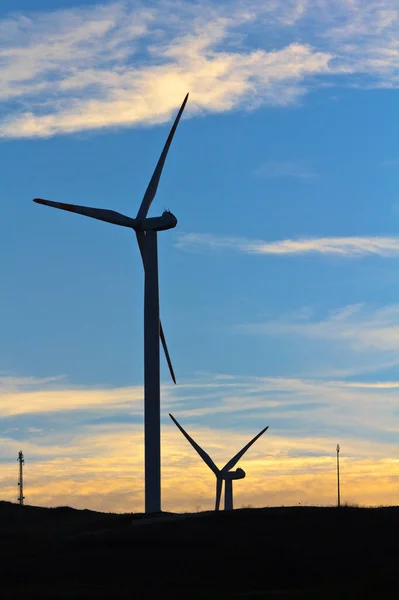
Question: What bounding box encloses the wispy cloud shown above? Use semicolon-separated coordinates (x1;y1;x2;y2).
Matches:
322;0;399;88
0;2;331;138
2;370;399;442
0;0;398;138
381;157;399;166
236;304;399;371
254;160;317;179
176;233;399;257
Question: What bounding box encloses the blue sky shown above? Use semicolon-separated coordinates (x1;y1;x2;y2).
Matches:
0;0;398;511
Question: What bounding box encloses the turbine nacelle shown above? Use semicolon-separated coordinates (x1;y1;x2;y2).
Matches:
136;210;178;232
222;467;246;481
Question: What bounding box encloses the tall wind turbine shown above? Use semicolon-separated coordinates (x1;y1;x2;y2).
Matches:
169;414;268;510
33;94;189;514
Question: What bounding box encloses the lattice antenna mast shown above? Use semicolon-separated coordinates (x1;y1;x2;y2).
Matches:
336;444;340;508
17;450;25;506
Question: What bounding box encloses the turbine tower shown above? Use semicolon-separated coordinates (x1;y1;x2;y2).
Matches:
336;443;341;508
169;414;268;510
17;450;25;506
33;94;189;514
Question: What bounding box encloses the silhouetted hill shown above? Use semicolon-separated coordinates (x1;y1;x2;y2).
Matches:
1;502;398;598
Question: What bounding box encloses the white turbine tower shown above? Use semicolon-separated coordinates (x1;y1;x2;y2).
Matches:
169;414;268;510
33;94;189;514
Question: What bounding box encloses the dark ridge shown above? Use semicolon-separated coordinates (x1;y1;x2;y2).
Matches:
1;502;398;599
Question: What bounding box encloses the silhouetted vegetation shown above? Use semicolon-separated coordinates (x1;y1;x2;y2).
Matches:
0;501;398;598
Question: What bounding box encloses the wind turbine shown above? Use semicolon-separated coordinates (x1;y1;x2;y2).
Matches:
33;94;189;514
169;414;268;510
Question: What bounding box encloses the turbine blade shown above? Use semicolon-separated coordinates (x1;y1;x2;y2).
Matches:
221;426;269;472
136;230;176;383
136;93;189;220
169;413;219;475
160;323;176;384
215;478;222;511
34;199;135;228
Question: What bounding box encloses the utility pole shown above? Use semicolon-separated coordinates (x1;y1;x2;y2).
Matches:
17;451;25;506
336;444;340;508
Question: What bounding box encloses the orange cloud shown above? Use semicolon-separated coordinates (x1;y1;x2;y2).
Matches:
1;425;398;513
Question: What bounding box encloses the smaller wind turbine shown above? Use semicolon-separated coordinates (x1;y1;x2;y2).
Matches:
169;414;268;510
